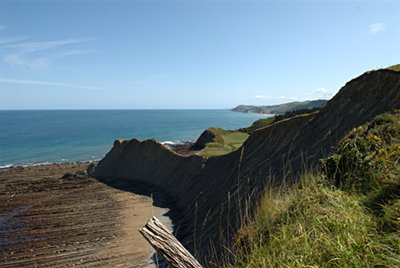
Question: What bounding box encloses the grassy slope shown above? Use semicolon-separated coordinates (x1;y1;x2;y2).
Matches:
241;111;319;134
198;110;321;156
197;128;249;157
239;116;275;134
229;111;400;267
388;64;400;71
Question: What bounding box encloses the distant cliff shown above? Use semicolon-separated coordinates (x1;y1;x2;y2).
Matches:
232;99;327;114
93;68;400;267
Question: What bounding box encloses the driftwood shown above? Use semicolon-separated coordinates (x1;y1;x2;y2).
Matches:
140;216;203;268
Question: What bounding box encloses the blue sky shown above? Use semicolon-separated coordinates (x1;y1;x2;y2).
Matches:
0;0;399;110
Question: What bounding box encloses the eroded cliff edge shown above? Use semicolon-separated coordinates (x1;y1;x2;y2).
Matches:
94;69;400;266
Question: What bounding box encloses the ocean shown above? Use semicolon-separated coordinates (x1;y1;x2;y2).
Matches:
0;110;268;167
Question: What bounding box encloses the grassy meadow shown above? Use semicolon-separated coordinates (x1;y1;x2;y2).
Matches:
197;128;249;157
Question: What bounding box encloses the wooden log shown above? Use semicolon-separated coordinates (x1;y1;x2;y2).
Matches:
140;216;203;268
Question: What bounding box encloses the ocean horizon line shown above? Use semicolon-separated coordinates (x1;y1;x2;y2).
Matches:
0;108;236;111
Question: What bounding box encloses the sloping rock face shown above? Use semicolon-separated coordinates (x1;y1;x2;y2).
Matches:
94;69;400;266
94;139;205;199
191;129;217;150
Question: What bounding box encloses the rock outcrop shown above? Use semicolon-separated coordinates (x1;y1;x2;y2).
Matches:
191;129;217;150
94;68;400;266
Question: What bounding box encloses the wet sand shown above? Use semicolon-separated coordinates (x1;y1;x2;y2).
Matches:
0;162;172;267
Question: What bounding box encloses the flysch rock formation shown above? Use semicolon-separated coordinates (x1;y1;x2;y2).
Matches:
93;68;400;267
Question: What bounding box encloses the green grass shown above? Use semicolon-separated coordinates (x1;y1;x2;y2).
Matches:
197;108;324;157
240;110;320;134
227;111;400;267
198;128;249;157
321;111;400;193
230;174;400;268
239;117;275;134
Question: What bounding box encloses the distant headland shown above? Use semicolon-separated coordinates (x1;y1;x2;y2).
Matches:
232;99;327;114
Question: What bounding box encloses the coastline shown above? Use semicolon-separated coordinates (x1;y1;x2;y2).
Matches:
0;160;100;170
162;140;195;155
0;140;196;170
1;109;268;170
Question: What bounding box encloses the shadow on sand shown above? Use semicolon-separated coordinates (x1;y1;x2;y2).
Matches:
94;176;185;268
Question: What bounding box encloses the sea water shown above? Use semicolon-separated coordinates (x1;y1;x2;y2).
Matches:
0;110;268;167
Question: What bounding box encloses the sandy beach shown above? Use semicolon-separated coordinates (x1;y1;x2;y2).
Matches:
0;162;172;267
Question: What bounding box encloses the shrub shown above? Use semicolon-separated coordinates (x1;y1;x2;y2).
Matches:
320;111;400;193
320;132;382;193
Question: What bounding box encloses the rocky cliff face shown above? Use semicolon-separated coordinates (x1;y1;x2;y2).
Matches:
94;139;205;200
94;69;400;266
191;128;217;150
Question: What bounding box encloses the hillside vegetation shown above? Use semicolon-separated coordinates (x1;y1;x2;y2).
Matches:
229;111;400;267
240;107;321;134
193;108;323;156
388;64;400;71
192;128;249;157
232;99;326;114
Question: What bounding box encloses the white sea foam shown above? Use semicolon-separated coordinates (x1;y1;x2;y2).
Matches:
161;140;195;146
161;141;178;145
0;159;101;170
0;162;52;169
0;164;13;169
29;162;52;167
